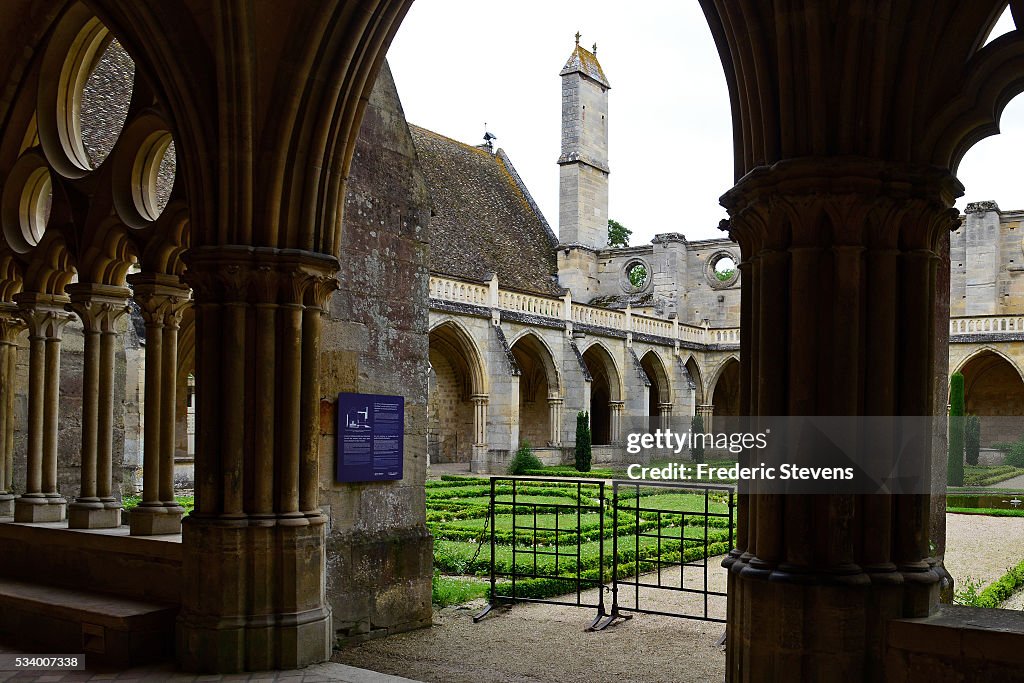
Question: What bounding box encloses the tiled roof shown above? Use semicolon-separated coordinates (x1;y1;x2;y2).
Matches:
410;125;562;296
559;45;610;88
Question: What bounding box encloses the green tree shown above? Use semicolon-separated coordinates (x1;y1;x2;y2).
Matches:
628;263;648;288
948;373;965;486
608;219;631;248
575;411;592;472
691;414;705;463
965;414;981;467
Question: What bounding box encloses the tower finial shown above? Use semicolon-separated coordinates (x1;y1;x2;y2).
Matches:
592;43;598;55
575;31;581;46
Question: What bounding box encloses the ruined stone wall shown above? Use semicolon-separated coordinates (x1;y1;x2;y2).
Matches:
319;62;433;642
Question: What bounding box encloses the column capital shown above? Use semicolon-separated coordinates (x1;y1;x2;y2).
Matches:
546;396;564;406
65;284;132;333
470;393;489;405
0;302;25;343
720;157;962;253
13;293;73;339
128;274;190;329
183;246;339;310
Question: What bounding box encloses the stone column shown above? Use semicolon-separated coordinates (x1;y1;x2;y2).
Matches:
176;247;336;672
547;396;563;446
658;402;674;433
609;400;624;444
718;159;959;681
13;293;72;522
128;273;189;535
471;394;488;458
66;284;131;529
696;404;714;434
0;304;23;517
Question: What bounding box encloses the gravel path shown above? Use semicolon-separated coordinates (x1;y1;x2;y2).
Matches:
335;559;729;683
336;514;1024;682
945;512;1024;606
985;473;1024;489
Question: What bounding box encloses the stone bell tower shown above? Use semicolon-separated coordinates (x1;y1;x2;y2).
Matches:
557;34;610;296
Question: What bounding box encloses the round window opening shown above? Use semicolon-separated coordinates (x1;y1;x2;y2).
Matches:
20;168;52;247
80;37;134;169
713;255;736;282
627;262;649;290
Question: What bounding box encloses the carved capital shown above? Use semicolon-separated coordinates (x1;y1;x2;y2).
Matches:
65;284;132;333
13;292;74;340
720;157;963;254
0;302;25;344
128;273;191;328
183;246;339;309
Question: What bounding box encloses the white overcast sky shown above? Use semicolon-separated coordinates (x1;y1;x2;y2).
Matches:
387;2;1020;246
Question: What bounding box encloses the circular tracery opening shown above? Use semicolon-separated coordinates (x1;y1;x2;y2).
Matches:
705;251;739;288
80;37;134;169
20;169;52;246
2;154;55;253
713;255;736;281
134;133;176;221
37;8;135;178
627;262;649;289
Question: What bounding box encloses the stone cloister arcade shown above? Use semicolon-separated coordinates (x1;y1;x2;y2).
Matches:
425;302;740;472
0;0;1022;680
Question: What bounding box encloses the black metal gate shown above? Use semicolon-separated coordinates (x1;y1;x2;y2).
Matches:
473;475;734;630
595;480;734;630
473;476;608;629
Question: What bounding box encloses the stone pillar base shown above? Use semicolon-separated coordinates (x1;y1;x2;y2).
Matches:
68;502;121;529
177;517;332;673
130;506;183;535
0;494;13;517
13;497;65;522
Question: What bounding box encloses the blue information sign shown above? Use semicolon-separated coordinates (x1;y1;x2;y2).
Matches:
336;392;404;482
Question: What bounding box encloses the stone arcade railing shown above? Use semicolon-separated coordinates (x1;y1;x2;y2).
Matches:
428;274;740;348
950;315;1024;336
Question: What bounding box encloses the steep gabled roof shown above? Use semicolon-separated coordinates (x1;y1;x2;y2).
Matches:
410;125;562;296
560;44;610;88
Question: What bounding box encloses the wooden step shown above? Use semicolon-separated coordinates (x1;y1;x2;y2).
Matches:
0;577;177;668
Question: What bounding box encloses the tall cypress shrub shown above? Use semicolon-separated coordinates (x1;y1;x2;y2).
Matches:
575;411;592;472
691;414;705;463
948;373;965;486
965;414;981;467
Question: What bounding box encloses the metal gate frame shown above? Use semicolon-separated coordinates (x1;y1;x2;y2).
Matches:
472;475;734;630
593;479;734;630
473;476;608;629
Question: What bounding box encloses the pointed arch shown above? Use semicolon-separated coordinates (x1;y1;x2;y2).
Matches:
682;354;705;406
508;329;560;394
639;348;673;404
953;346;1024;446
429;318;488;396
708;355;740;419
581;340;623;446
952;345;1024;385
580;339;623;400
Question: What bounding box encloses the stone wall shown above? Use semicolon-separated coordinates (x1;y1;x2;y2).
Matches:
319;62;433;643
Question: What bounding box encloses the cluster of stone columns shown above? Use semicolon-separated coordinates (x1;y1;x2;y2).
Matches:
65;284;132;529
471;394;488;458
175;247;336;672
695;404;713;432
547;396;563;446
609;400;624;443
11;293;73;522
127;273;189;535
0;274;194;533
0;304;23;517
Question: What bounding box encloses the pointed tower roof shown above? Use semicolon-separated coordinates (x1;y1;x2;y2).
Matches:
560;35;610;88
